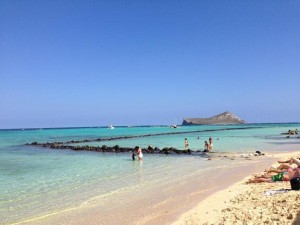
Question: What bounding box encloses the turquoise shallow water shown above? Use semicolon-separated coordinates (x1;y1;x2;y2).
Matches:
0;124;299;224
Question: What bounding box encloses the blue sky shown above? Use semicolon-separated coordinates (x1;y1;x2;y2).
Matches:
1;1;299;128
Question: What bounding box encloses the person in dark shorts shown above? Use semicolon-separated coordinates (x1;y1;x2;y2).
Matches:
132;151;136;160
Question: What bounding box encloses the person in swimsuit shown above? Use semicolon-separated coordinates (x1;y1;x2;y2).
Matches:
203;141;210;152
248;168;300;183
132;151;136;161
135;146;143;161
208;137;213;150
278;157;300;167
266;163;294;174
184;138;189;150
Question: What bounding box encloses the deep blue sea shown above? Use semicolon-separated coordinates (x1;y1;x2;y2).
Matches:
0;124;299;224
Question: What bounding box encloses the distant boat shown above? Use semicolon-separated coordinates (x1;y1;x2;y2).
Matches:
170;125;178;128
108;125;115;129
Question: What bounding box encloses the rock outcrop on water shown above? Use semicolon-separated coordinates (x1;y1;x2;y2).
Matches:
27;142;197;155
182;111;246;125
25;123;261;156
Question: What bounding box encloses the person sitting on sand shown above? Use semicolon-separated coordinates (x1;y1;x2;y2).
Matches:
248;168;300;183
203;141;210;152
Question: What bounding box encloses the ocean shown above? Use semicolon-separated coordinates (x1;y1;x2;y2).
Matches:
0;124;299;224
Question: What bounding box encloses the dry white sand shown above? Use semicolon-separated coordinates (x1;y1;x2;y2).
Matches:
172;152;300;225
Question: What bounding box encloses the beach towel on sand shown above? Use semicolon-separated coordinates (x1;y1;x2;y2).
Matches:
264;189;290;196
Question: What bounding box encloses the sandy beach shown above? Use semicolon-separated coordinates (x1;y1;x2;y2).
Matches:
172;151;300;225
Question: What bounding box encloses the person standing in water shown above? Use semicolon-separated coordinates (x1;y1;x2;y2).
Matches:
132;151;136;161
184;138;189;150
209;137;213;150
135;146;143;161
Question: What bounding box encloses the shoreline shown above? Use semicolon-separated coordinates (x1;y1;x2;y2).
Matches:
6;150;299;225
2;124;299;225
171;150;300;225
17;153;278;225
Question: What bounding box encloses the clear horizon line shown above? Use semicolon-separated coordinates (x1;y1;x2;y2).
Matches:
0;122;300;131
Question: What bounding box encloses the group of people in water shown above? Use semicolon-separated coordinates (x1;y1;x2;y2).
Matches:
132;137;215;161
132;146;143;161
204;137;213;152
131;131;300;188
288;129;298;135
184;137;214;152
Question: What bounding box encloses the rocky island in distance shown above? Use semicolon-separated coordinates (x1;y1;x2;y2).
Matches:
182;111;246;125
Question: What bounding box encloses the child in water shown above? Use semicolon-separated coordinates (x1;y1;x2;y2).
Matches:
132;151;136;160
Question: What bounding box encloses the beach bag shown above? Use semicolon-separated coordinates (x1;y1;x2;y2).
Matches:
290;176;300;190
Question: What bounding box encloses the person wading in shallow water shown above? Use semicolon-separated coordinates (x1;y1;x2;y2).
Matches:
208;137;213;150
132;151;136;161
184;138;189;150
203;141;210;152
135;146;143;161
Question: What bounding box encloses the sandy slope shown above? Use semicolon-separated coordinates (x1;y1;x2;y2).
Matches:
172;152;300;225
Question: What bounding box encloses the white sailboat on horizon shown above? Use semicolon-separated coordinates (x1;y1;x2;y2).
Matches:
108;125;115;129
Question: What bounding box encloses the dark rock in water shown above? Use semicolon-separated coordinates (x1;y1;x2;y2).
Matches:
113;145;120;150
174;149;182;154
161;147;171;154
147;145;155;153
182;111;246;125
148;145;154;151
26;141;211;157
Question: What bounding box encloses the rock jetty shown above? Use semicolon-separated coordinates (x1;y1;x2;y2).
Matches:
182;111;246;125
27;141;200;155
